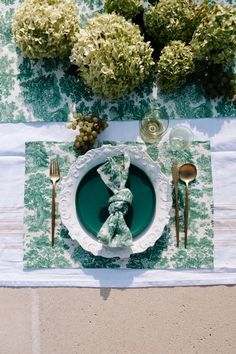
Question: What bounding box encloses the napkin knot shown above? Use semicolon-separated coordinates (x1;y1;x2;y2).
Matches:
108;188;133;215
97;153;133;248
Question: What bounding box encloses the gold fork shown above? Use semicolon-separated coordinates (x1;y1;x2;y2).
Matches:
49;158;60;246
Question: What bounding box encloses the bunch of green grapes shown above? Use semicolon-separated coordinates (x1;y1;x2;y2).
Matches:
68;113;108;153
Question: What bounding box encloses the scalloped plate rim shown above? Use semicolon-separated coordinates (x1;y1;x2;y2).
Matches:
59;144;172;258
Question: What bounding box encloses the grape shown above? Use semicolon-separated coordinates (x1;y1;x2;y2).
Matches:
68;113;109;154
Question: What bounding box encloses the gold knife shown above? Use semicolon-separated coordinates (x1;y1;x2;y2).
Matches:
172;160;180;247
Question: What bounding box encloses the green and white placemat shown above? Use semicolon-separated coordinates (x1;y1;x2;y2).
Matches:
1;0;236;122
24;141;214;269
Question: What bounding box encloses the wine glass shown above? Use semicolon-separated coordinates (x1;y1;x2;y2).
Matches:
169;125;193;150
139;109;169;144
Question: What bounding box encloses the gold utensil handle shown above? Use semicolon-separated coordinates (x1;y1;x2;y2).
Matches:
51;183;56;247
184;183;189;248
174;186;180;247
172;161;180;247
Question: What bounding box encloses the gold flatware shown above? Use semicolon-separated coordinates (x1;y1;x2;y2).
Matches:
179;163;197;248
172;160;180;247
49;158;60;246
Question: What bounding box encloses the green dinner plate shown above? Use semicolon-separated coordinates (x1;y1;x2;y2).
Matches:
75;164;156;239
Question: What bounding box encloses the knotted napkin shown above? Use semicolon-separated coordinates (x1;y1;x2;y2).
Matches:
97;153;133;248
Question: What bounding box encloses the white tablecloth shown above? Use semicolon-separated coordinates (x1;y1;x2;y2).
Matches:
1;118;236;287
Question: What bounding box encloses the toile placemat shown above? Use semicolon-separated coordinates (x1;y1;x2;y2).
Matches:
1;0;236;122
23;141;214;270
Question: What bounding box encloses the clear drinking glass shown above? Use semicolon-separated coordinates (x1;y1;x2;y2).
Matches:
139;109;169;144
169;125;194;150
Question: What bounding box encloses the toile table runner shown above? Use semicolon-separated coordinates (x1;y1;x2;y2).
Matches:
1;0;236;123
23;140;214;270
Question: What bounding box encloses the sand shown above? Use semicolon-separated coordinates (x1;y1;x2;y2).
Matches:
0;286;236;354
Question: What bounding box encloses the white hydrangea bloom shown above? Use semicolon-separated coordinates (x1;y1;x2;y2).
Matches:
12;0;80;59
70;14;154;99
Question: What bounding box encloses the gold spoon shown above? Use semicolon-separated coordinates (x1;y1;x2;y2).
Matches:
179;163;197;248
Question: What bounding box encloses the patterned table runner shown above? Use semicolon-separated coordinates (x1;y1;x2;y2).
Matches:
1;0;236;122
24;141;214;269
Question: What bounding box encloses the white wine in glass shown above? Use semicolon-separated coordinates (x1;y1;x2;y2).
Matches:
139;110;169;144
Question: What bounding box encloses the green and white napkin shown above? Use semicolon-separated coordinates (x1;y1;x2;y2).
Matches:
97;153;133;248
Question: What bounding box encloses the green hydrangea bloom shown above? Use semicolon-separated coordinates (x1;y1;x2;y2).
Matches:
144;0;197;45
70;14;154;100
193;2;209;26
12;0;79;59
190;4;236;66
157;40;195;92
104;0;144;20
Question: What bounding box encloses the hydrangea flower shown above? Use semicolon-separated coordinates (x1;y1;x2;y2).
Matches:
70;14;154;99
157;41;195;92
104;0;144;21
190;4;236;66
144;0;197;45
12;0;79;59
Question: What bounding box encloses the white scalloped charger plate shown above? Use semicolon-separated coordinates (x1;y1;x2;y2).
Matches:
59;144;172;258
